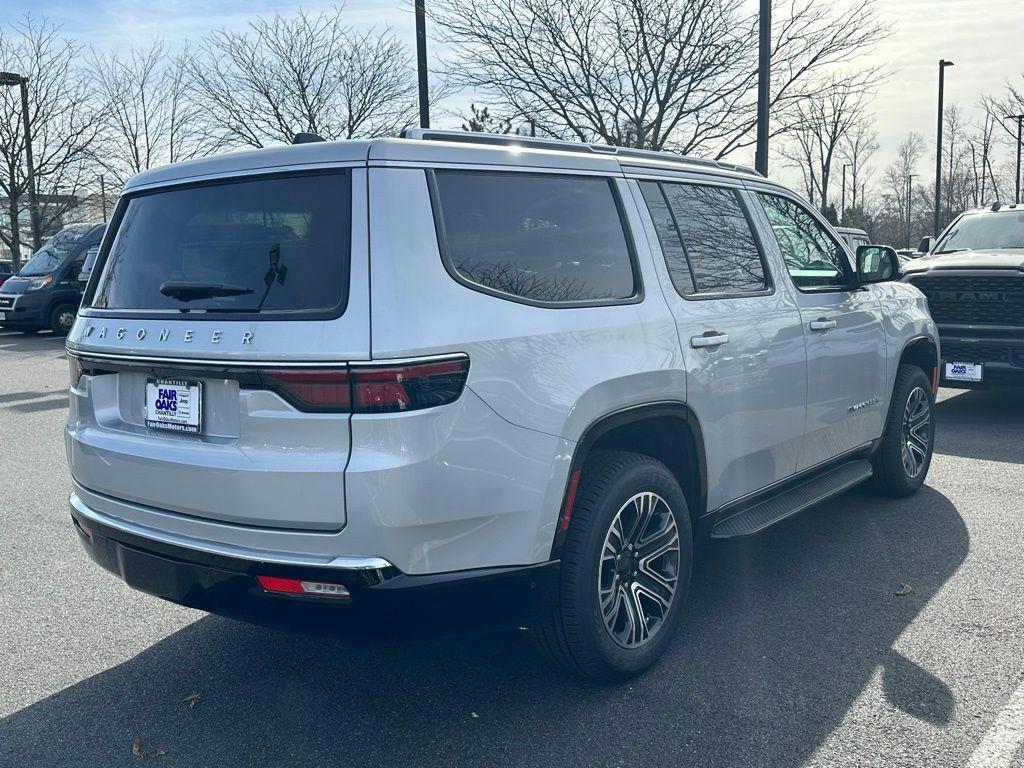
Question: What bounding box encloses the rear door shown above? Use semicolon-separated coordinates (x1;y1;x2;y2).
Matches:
632;177;807;509
750;190;887;470
66;168;369;531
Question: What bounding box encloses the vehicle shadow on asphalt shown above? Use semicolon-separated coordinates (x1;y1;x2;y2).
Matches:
0;329;68;353
0;486;967;768
934;388;1024;464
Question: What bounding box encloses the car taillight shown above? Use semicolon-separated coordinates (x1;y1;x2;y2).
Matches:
259;356;469;414
260;369;351;411
68;355;84;387
351;359;469;413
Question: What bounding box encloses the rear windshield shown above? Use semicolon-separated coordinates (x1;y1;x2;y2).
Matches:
89;172;351;316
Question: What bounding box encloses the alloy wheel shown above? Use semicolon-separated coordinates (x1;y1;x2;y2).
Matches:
901;386;931;479
598;491;680;649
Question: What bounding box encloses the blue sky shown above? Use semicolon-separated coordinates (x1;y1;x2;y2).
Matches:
5;0;1024;179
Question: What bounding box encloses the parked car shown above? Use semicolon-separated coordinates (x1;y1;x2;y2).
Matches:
0;222;106;335
903;202;1024;388
65;131;938;681
834;226;870;253
0;259;12;289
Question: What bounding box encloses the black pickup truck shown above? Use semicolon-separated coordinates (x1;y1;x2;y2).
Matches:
902;204;1024;389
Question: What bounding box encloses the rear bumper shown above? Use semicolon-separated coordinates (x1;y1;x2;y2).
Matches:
70;493;559;633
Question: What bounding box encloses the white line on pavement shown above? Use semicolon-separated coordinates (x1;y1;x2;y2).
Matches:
968;679;1024;768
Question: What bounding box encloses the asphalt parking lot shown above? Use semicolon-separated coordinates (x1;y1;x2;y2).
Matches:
1;328;1023;768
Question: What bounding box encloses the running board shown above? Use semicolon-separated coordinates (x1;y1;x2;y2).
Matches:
711;459;873;539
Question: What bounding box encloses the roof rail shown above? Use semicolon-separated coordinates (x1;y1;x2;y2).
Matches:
399;128;762;177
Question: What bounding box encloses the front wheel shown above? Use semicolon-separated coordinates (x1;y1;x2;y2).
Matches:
532;451;692;681
872;365;935;497
49;304;78;336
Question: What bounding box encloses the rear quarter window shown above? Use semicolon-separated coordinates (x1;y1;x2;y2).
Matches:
89;171;351;318
430;171;638;306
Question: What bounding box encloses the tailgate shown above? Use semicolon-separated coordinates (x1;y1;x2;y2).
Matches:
66;351;358;531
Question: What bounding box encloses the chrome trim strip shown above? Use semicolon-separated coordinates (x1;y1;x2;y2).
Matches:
70;492;394;571
65;348;469;368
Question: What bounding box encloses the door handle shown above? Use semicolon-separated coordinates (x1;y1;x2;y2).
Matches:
690;331;730;349
809;318;837;332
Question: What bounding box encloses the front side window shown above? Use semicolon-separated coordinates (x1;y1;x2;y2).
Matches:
758;193;851;290
639;181;767;296
90;172;351;316
431;171;637;305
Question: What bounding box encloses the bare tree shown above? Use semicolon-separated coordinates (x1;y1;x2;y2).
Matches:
0;16;100;268
874;132;926;248
186;8;422;147
840;120;879;215
777;74;875;213
89;41;209;186
429;0;889;158
982;81;1023;200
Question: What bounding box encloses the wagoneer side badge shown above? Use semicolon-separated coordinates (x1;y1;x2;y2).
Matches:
81;324;254;344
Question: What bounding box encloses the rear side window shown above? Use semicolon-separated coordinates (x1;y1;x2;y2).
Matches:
431;171;637;305
90;172;351;317
639;181;768;296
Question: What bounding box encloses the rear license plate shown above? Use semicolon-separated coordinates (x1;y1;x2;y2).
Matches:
146;378;202;434
944;361;983;382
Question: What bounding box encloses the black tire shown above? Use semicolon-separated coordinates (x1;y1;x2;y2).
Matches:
872;365;934;497
49;304;77;336
532;451;693;681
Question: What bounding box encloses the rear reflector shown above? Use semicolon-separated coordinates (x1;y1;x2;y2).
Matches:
256;575;351;600
560;469;582;531
259;357;469;414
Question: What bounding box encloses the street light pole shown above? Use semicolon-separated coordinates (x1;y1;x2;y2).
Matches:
1006;114;1024;203
415;0;430;129
841;164;849;224
754;0;771;177
906;174;915;249
934;59;953;237
0;71;41;254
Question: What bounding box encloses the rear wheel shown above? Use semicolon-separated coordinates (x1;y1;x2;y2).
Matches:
49;304;77;336
872;365;934;497
533;451;692;681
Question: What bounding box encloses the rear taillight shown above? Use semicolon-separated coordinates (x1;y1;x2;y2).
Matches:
68;355;84;387
259;356;469;414
260;369;351;411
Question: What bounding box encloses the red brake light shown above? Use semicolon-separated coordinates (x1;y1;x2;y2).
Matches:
258;357;469;414
260;369;351;411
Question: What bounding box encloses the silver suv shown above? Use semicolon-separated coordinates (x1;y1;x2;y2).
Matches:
65;131;939;680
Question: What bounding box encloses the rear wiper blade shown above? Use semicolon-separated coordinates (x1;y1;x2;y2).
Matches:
159;281;254;302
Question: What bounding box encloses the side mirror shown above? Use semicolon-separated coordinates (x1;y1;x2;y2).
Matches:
856;244;900;284
918;236;934;254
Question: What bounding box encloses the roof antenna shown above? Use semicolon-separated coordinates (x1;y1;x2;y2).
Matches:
292;132;326;145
